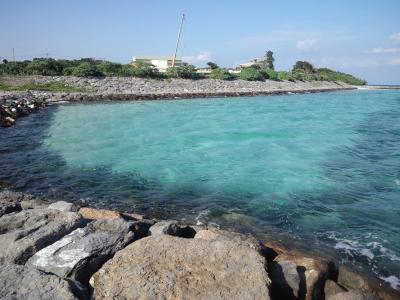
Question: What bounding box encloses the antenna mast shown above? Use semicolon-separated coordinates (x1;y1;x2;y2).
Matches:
172;13;185;67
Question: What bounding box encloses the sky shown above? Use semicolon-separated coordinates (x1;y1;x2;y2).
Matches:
1;0;400;84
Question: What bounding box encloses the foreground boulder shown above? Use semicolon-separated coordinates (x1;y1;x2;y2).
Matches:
0;208;84;264
91;234;271;300
267;248;336;300
27;218;150;284
337;266;400;300
0;264;88;300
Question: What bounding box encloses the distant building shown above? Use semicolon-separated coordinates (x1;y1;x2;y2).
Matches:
132;56;185;72
237;58;265;69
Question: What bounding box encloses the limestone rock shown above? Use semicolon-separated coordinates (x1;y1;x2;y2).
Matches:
337;266;400;300
269;260;302;300
48;201;77;212
327;290;379;300
0;264;88;300
0;189;46;210
0;208;85;264
27;218;150;284
91;234;271;300
324;279;347;298
79;207;121;220
272;250;335;300
0;201;21;217
149;220;197;238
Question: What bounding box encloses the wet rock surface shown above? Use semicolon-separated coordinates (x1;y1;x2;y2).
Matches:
27;218;150;284
0;264;88;300
91;234;271;300
0;190;398;299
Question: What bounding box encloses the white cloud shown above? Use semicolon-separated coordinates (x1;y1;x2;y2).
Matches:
296;39;319;51
390;32;400;44
182;51;212;65
371;47;400;54
391;57;400;65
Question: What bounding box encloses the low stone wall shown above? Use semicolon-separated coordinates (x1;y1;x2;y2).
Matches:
0;76;355;127
0;190;399;300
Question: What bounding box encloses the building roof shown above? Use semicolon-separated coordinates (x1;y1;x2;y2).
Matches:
133;55;182;61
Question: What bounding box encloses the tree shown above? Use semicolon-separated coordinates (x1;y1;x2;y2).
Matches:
264;50;275;70
2;59;8;64
292;61;314;73
131;61;160;78
206;62;219;69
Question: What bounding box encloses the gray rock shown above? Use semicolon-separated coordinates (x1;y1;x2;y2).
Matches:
324;279;347;298
27;218;150;284
0;200;21;217
327;290;379;300
48;201;77;212
338;266;400;300
0;264;88;300
0;189;46;209
269;260;302;300
91;234;271;300
0;208;85;264
149;220;197;238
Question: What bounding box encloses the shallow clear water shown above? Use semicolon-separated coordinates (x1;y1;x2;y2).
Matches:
1;90;400;288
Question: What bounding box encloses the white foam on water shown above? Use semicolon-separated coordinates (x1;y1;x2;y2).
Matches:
379;275;400;290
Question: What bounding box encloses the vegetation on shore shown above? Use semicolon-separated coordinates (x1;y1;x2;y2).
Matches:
0;78;86;92
0;54;366;86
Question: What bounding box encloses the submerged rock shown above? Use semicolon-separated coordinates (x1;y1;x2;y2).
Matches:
0;264;88;300
91;234;271;300
27;218;150;284
0;208;85;264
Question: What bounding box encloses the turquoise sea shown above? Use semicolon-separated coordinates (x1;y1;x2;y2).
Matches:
1;90;399;289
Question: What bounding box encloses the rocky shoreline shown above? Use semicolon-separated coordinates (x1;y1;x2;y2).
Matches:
0;76;355;127
0;189;399;300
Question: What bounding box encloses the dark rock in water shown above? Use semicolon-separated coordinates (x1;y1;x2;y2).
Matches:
337;266;400;300
91;234;271;300
27;218;151;284
0;264;88;300
0;195;22;217
0;189;47;209
149;220;197;238
0;208;85;264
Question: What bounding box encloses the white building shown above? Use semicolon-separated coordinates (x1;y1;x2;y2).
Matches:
238;58;265;69
132;56;185;72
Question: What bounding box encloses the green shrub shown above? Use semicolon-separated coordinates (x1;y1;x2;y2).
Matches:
209;68;235;80
26;58;64;76
131;61;161;78
239;67;265;81
118;64;136;77
72;62;104;77
264;69;279;80
98;61;123;76
166;65;199;79
292;61;315;73
315;68;366;85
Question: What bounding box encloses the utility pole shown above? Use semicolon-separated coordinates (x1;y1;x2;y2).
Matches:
172;13;185;67
12;48;15;62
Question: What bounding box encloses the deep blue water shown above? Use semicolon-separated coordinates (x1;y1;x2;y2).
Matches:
1;90;399;289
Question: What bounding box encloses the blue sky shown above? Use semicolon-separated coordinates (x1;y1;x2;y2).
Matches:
1;0;400;84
